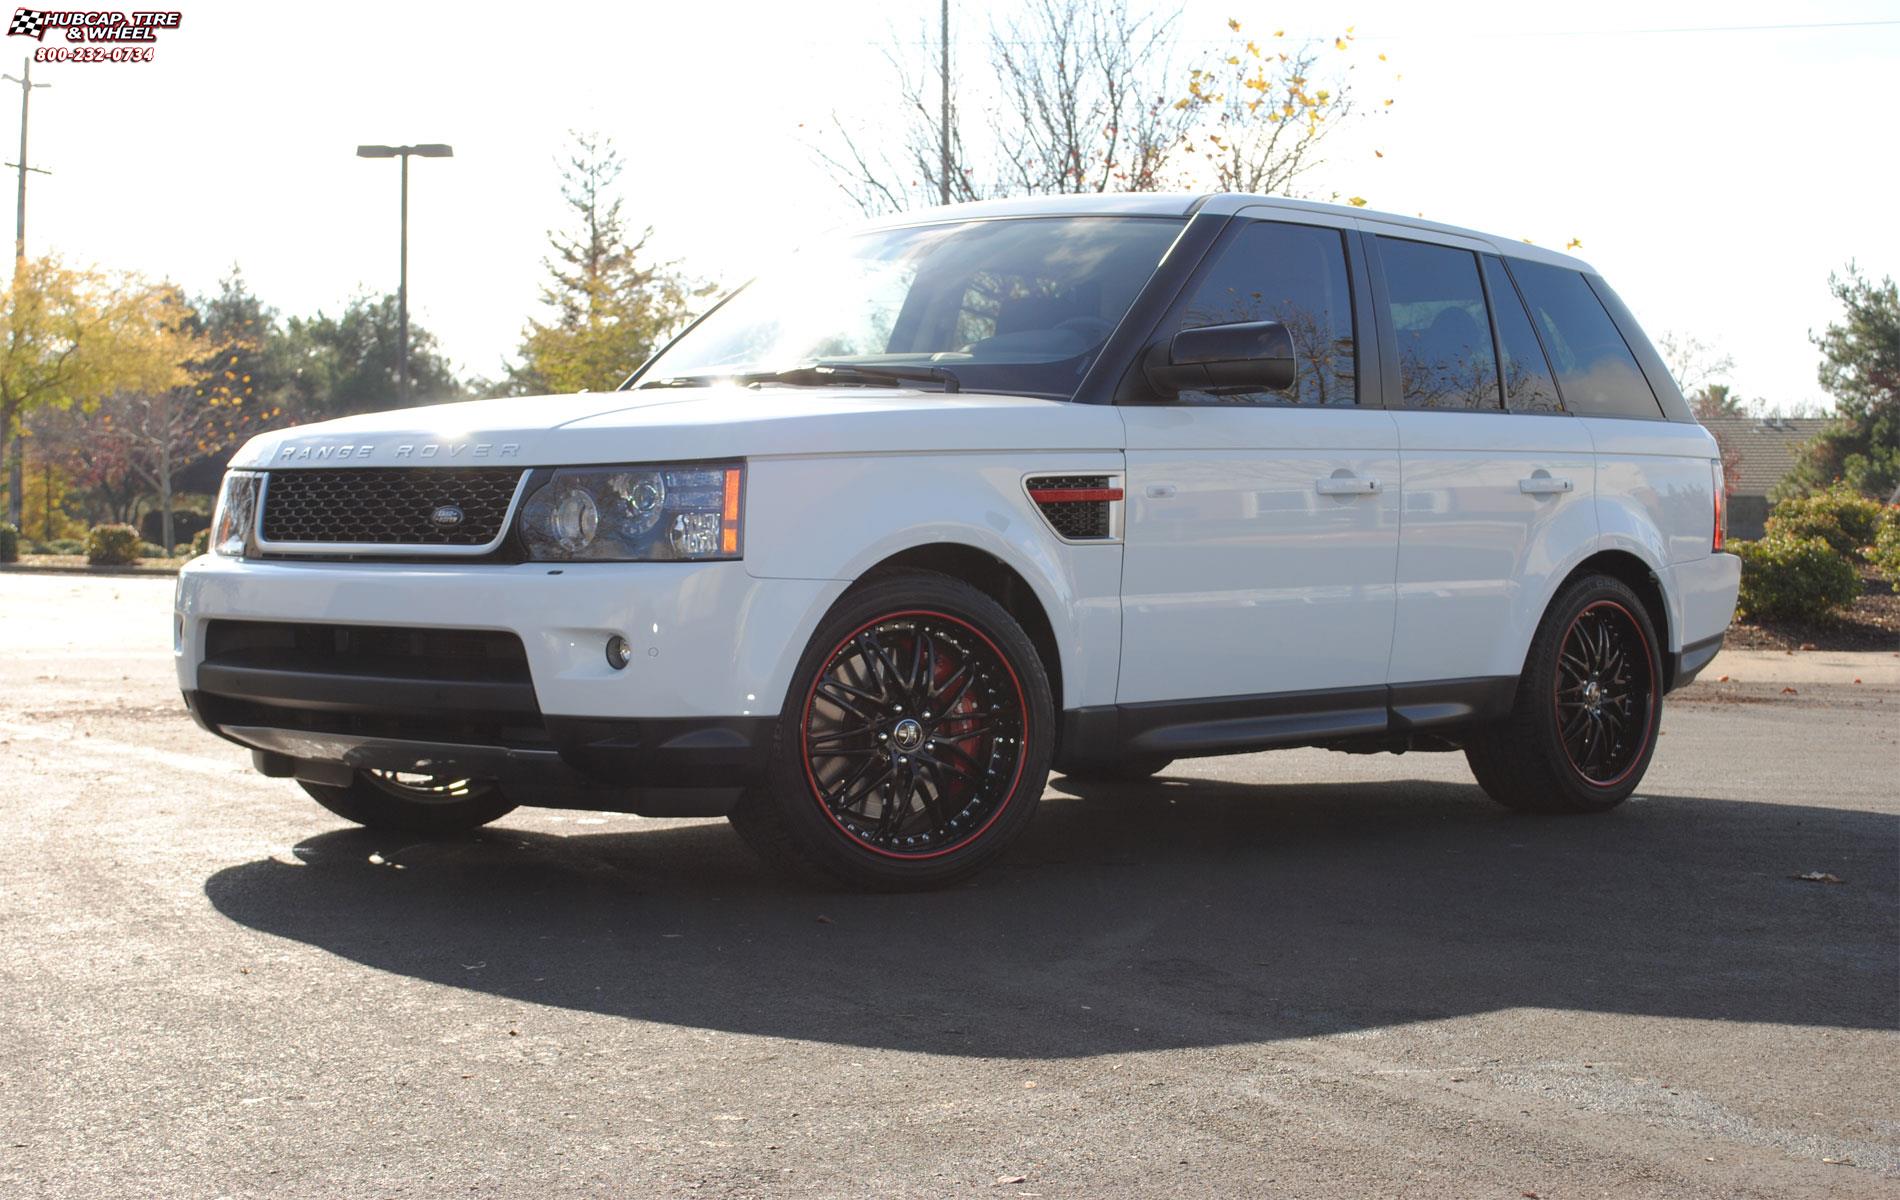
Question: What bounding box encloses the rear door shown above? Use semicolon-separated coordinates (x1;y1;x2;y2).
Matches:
1117;211;1400;705
1506;260;1718;568
1361;229;1598;686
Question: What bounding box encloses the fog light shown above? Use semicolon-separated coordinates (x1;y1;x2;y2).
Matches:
606;635;633;670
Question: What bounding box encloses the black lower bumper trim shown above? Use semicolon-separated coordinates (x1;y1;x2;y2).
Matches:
1670;632;1725;691
185;685;777;810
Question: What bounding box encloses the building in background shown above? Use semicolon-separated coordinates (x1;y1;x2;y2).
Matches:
1699;416;1832;540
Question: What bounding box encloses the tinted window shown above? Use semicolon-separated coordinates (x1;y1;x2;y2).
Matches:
1177;221;1356;406
1506;259;1661;419
1377;237;1500;411
1482;256;1563;414
639;216;1183;399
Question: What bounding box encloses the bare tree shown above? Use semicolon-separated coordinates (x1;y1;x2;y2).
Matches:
990;0;1190;195
815;5;1384;216
1657;332;1737;408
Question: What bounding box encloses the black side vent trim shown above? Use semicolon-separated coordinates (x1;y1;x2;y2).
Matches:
1025;474;1124;542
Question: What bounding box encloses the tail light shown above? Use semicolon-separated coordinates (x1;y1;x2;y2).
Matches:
1711;460;1727;552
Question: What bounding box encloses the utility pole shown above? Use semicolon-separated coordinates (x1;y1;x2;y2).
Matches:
938;0;951;205
3;56;51;530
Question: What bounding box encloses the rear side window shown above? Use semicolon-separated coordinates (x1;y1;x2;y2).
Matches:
1506;259;1661;419
1481;256;1563;414
1376;237;1501;411
1178;220;1357;406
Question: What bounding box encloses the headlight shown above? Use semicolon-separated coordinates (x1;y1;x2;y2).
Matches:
210;470;261;557
517;462;744;561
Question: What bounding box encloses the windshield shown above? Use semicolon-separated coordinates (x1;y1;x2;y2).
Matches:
634;216;1185;398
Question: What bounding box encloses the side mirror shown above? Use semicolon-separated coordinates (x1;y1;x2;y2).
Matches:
1143;320;1296;398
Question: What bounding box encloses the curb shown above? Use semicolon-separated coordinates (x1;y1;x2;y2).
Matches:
1700;647;1900;688
0;563;182;579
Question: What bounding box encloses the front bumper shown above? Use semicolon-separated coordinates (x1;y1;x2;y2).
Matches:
174;555;846;802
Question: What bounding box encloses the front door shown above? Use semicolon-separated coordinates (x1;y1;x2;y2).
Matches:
1118;214;1400;706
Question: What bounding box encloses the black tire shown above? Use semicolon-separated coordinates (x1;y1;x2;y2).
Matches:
299;771;517;834
729;571;1055;890
1466;573;1663;814
1059;755;1173;783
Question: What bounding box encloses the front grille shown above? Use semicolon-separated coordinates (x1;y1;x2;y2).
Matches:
260;468;525;546
1027;475;1119;540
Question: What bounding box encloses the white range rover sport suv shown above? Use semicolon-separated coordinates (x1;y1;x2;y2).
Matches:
177;193;1741;889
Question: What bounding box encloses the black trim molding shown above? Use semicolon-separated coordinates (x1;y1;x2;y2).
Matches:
1056;676;1518;769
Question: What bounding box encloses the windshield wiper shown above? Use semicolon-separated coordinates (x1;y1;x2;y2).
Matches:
641;362;962;393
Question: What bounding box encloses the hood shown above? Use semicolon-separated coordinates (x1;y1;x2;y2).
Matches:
230;387;1126;469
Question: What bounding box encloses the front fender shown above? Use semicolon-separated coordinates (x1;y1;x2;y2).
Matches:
743;453;1124;710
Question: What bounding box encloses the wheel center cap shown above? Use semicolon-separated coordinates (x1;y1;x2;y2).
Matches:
1582;680;1603;710
890;718;924;752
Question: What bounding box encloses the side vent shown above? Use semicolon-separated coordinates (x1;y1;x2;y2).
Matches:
1025;474;1125;542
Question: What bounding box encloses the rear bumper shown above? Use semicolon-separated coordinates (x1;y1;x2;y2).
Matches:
1663;551;1741;663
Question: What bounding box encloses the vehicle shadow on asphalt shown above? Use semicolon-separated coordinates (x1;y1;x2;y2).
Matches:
203;775;1899;1057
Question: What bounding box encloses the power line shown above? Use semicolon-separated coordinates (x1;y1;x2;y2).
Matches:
892;17;1900;47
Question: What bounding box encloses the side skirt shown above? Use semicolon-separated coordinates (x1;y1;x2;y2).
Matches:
1058;677;1518;766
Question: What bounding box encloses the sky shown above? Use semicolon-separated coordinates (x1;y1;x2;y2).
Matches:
14;0;1900;409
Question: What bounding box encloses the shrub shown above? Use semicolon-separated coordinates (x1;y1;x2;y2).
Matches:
1871;511;1900;587
1764;484;1885;559
1732;535;1861;622
137;541;169;559
0;522;17;564
189;528;211;558
47;537;84;556
85;523;144;566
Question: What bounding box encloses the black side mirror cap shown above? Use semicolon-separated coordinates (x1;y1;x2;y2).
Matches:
1143;320;1296;398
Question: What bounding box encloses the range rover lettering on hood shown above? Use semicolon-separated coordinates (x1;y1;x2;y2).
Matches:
275;441;523;463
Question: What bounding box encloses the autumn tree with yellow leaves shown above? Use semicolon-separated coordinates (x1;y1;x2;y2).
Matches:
1177;19;1390;198
0;259;193;529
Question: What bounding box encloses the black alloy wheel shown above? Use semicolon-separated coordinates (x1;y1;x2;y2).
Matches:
1466;573;1663;814
1553;600;1656;788
730;571;1054;890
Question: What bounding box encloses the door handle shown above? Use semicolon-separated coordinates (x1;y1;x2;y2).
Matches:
1315;476;1381;496
1518;476;1575;495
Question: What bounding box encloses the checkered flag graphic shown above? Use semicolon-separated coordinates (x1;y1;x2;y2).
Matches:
7;9;46;39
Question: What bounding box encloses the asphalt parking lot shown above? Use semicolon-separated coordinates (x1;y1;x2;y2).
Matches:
1;572;1894;1198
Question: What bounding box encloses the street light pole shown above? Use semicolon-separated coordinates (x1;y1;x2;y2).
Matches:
399;150;408;406
356;143;452;407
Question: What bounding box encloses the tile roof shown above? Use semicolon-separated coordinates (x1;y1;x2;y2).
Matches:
1698;416;1833;496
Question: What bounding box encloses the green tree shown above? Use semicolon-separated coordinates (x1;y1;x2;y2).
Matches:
282;293;462;420
1692;383;1750;419
1779;264;1900;500
507;132;707;395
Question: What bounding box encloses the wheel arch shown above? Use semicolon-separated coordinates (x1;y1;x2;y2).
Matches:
856;543;1066;713
1541;546;1677;689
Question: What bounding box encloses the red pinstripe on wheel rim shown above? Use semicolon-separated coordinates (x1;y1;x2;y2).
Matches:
799;609;1029;859
1552;599;1657;788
